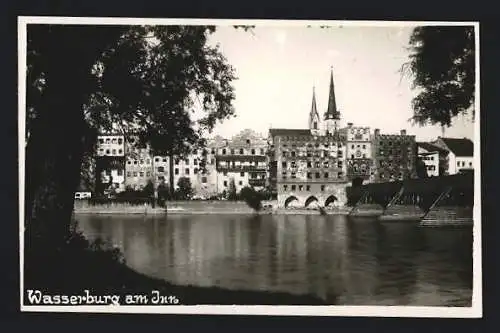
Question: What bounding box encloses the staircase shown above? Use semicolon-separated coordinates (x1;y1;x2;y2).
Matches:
379;204;425;222
420;206;473;227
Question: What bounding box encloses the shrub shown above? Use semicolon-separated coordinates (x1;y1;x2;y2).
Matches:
240;186;263;212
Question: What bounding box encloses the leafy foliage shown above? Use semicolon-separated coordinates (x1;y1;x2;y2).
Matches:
403;26;475;127
175;177;193;200
240;186;263;212
227;178;238;201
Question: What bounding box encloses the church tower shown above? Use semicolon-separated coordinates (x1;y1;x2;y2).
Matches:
308;86;321;135
324;67;341;135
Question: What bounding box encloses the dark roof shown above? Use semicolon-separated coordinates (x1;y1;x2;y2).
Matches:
269;128;312;137
417;142;449;154
441;138;474;157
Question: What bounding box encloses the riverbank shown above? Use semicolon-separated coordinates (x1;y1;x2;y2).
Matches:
73;200;352;216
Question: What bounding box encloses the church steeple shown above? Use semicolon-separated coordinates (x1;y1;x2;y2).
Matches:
325;67;340;120
309;86;320;133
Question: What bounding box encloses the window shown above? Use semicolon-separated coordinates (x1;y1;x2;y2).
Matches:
231;149;235;155
240;172;245;177
282;162;287;168
283;185;288;191
323;161;329;168
291;185;296;191
299;185;303;191
163;158;167;162
351;154;355;159
246;139;250;144
324;172;329;178
239;181;243;186
315;172;320;179
118;149;123;154
134;160;138;165
117;169;123;176
127;172;131;177
457;161;460;167
175;168;179;175
240;148;244;154
291;172;296;179
223;171;228;176
112;138;117;144
307;172;312;179
194;168;198;174
469;162;472;167
313;122;317;130
201;176;207;183
99;138;104;144
158;176;164;181
140;159;144;165
106;149;110;155
222;149;227;155
306;185;310;191
315;162;320;168
155;157;160;162
156;166;164;173
118;138;123;144
139;172;144;177
106;138;111;144
307;161;312;168
337;161;342;168
185;159;189;165
147;172;151;177
363;154;366;158
260;148;265;155
320;185;325;191
224;181;228;187
282;151;287;157
351;144;355;149
291;151;296;157
362;144;366;149
185;168;190;175
175;159;180;165
127;160;131;165
133;172;138;177
251;149;255;155
194;159;198;165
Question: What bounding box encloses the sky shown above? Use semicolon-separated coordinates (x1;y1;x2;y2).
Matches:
203;24;475;142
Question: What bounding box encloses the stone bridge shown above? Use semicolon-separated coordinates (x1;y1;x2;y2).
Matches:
346;172;474;219
277;182;349;208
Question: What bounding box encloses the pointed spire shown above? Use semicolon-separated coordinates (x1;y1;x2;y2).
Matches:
325;66;340;120
311;85;318;117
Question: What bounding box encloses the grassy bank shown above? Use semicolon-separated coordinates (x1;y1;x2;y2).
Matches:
24;229;329;306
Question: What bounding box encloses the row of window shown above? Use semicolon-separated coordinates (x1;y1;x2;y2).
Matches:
282;160;344;169
283;184;326;192
421;156;435;161
282;151;344;158
457;161;472;168
282;171;344;179
99;148;123;155
219;148;266;156
98;137;123;145
282;142;344;149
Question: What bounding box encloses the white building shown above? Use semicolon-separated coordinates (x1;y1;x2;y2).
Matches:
417;142;444;177
432;137;474;175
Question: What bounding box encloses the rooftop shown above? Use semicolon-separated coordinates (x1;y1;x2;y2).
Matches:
440;137;474;157
417;142;449;154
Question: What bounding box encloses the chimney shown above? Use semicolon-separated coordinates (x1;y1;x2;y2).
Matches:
347;122;353;128
374;128;380;136
400;129;407;136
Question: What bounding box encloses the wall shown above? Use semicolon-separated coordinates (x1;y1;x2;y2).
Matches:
418;150;440;177
277;182;348;208
97;135;125;157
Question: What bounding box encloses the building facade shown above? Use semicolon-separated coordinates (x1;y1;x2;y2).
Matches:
341;123;373;182
431;137;474;175
372;129;417;182
96;134;126;193
269;68;349;208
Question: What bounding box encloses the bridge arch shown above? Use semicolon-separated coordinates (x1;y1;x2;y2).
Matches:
284;196;299;208
304;196;319;208
324;195;338;207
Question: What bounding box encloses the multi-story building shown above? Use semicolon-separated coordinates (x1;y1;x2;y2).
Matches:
214;129;268;194
340;123;373;182
269;68;349;208
417;142;448;177
96;134;126;193
431;137;474;175
372;129;417;182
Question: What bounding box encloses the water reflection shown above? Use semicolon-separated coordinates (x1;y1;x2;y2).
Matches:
77;214;472;306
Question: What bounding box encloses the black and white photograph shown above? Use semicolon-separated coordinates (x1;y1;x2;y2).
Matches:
19;17;480;317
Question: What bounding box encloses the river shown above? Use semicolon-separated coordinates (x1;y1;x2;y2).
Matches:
76;214;473;306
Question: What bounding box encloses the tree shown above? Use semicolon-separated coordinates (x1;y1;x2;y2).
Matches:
240;186;263;212
25;24;238;250
416;157;429;178
227;178;237;201
402;26;475;127
175;177;193;200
